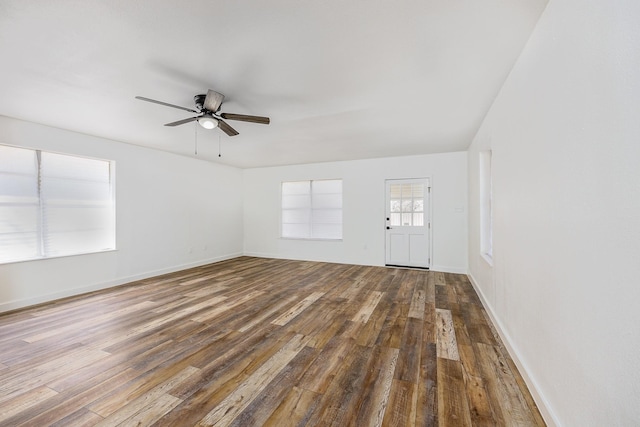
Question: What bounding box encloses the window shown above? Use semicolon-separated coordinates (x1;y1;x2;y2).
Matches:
281;179;342;240
479;150;493;262
0;145;115;263
389;182;425;226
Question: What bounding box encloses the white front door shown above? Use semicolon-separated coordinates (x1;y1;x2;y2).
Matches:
385;178;430;268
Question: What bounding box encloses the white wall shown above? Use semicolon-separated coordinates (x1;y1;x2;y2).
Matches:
0;116;244;312
468;1;640;425
244;152;468;273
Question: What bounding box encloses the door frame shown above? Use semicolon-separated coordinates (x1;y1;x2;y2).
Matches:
384;177;432;268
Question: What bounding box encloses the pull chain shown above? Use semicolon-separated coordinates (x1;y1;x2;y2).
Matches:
194;122;198;155
218;134;222;158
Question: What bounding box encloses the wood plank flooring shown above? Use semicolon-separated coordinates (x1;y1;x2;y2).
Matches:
0;257;545;426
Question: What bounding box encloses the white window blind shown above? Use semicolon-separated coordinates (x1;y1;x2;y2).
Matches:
0;145;115;263
0;145;39;262
282;179;342;240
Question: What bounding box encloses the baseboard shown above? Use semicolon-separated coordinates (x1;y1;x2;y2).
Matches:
430;264;468;274
242;252;375;267
244;252;468;274
467;272;561;427
242;251;288;260
0;252;243;314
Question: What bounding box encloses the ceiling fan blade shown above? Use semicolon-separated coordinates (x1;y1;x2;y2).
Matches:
220;113;270;125
218;119;239;136
136;96;198;113
164;117;199;127
204;89;225;112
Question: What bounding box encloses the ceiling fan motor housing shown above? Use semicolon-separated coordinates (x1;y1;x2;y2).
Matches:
194;94;207;112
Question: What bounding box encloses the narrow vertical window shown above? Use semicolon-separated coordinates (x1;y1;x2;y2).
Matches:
282;179;342;240
480;150;493;263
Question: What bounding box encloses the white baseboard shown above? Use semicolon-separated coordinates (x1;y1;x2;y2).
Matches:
430;264;468;274
0;252;243;313
244;252;468;274
243;252;378;267
242;251;288;260
467;272;561;427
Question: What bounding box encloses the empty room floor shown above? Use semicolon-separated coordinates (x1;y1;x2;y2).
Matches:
0;257;544;426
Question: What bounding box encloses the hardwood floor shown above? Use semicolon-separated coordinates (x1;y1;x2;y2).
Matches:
0;257;545;426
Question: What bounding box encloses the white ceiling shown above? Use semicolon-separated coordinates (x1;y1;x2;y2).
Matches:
0;0;547;168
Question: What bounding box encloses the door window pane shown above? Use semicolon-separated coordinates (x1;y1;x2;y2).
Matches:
401;213;412;226
388;182;426;227
390;213;401;226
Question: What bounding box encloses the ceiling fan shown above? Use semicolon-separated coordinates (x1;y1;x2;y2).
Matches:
135;89;270;136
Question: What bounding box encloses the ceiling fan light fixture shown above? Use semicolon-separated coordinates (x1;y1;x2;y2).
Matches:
198;115;218;129
136;89;269;136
